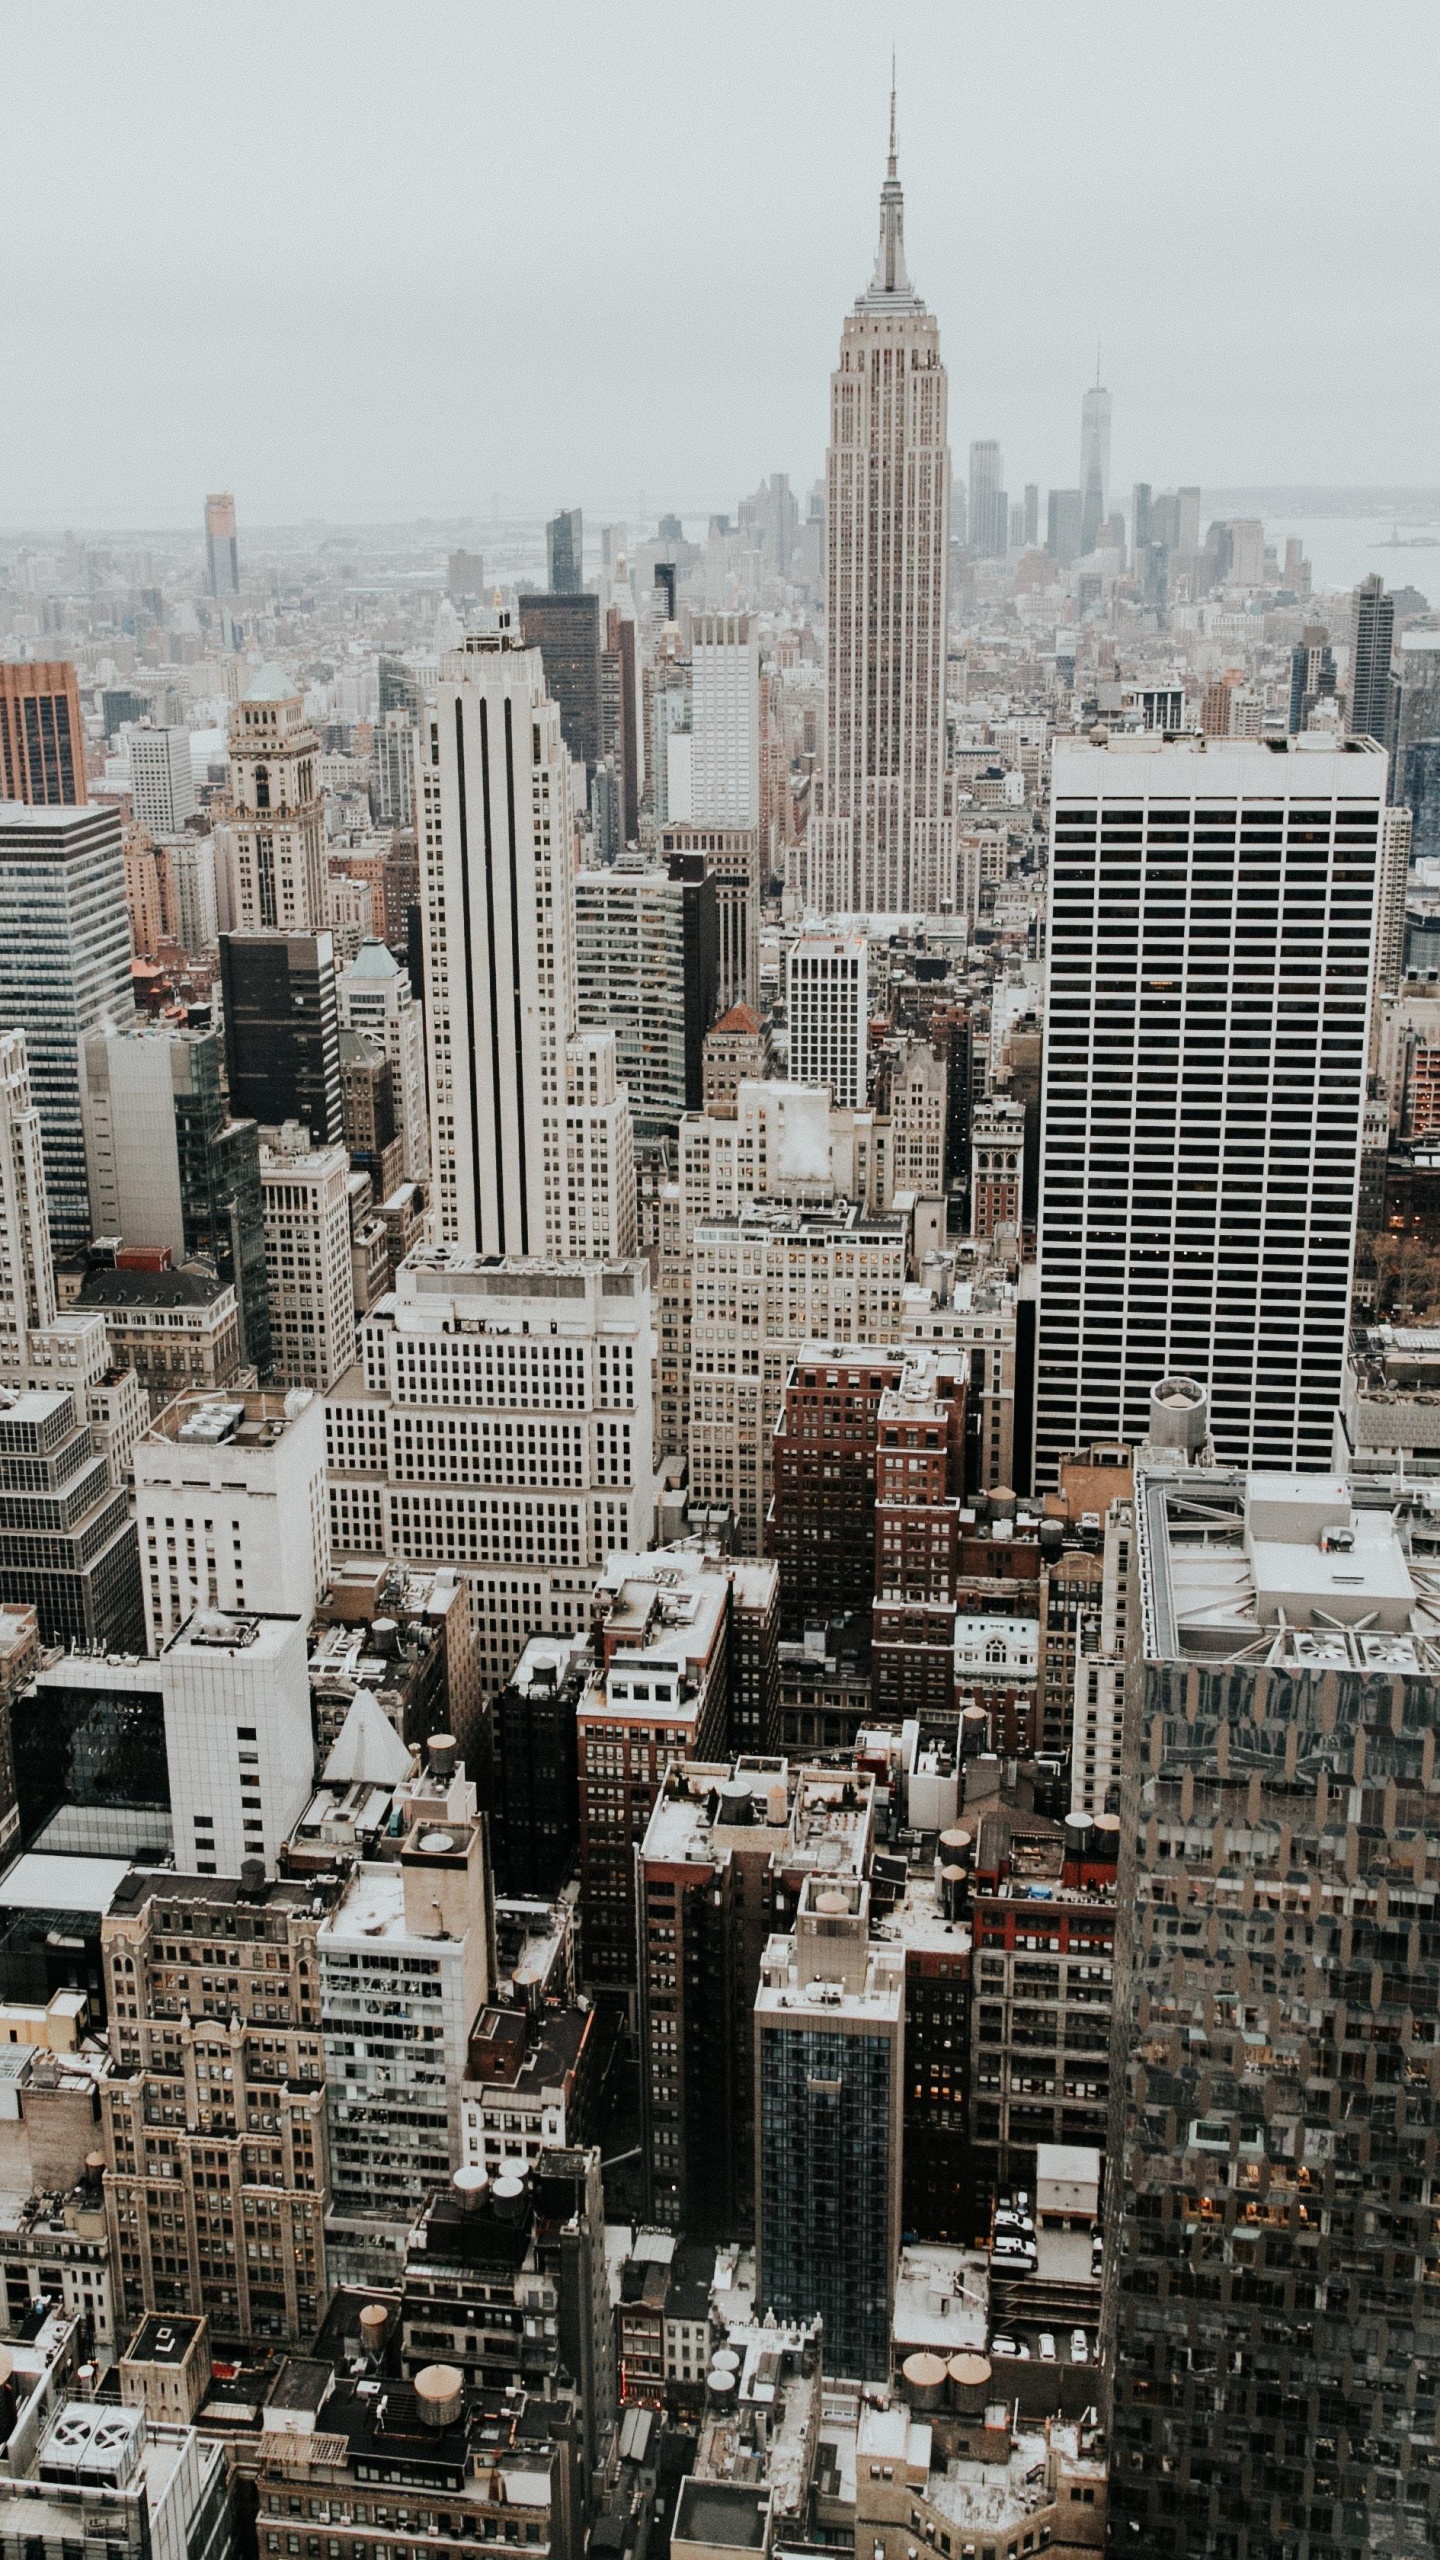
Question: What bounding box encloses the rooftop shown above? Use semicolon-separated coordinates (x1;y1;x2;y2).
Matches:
243;663;300;703
78;1263;232;1311
1137;1465;1440;1669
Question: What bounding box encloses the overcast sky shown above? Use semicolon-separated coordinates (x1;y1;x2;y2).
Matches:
2;0;1436;530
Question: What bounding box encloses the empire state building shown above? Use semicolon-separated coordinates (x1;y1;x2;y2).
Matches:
804;100;953;919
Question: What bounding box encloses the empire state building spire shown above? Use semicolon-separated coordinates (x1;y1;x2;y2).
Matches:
806;78;953;919
862;75;921;310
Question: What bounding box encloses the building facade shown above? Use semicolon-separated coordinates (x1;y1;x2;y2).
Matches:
1036;735;1383;1480
418;628;635;1260
0;661;86;807
225;666;326;931
0;803;133;1252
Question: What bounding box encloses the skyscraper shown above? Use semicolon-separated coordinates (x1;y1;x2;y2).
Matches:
1287;624;1337;733
80;1018;270;1375
127;725;195;838
225;665;326;931
755;1876;903;2381
546;507;583;593
804;94;953;916
0;660;86;806
1035;734;1384;1481
418;626;635;1258
219;929;342;1147
517;591;603;776
968;440;1005;559
689;614;760;827
574;864;718;1132
786;927;869;1106
336;937;428;1184
203;492;240;597
1348;571;1398;756
1079;374;1111;555
1113;1437;1440;2555
0;802;132;1251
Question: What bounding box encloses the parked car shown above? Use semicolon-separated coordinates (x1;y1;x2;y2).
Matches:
1071;2329;1089;2363
991;2335;1020;2357
1038;2333;1057;2361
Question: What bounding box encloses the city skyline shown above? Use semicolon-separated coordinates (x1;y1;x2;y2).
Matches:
2;0;1437;524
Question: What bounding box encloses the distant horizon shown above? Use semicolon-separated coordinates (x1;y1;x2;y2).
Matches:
3;485;1440;546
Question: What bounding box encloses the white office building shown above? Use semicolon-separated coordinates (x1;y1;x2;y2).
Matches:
1036;734;1385;1479
161;1607;315;1877
127;726;195;839
787;928;869;1106
325;1247;656;1697
418;625;635;1258
0;802;133;1252
336;938;429;1184
690;614;760;828
260;1136;356;1391
135;1386;329;1652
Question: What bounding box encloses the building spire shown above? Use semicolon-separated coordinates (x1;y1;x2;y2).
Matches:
867;61;915;303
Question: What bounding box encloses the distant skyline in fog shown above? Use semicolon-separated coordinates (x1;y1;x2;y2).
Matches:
2;0;1436;528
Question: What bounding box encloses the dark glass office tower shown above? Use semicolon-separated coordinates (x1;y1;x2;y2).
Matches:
755;1879;902;2381
518;593;602;775
1111;1431;1440;2559
219;929;342;1148
172;1037;270;1376
546;507;583;593
1405;738;1440;865
1349;572;1399;756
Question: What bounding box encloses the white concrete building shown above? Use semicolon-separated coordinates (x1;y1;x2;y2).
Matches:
0;802;133;1255
1036;734;1385;1479
161;1607;314;1877
787;928;868;1106
336;937;428;1184
325;1247;657;1697
804;109;953;917
226;665;326;932
127;726;195;839
134;1386;329;1652
260;1135;356;1391
418;624;636;1258
690;613;760;828
320;1781;492;2278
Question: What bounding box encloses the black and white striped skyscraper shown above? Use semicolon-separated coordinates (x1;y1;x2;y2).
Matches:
1035;733;1385;1481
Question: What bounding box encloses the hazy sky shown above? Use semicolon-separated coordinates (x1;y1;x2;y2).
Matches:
2;0;1437;529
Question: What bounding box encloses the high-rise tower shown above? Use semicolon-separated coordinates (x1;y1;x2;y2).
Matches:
225;666;326;931
204;492;240;597
418;626;635;1258
804;92;953;917
1035;734;1383;1481
1079;371;1111;555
